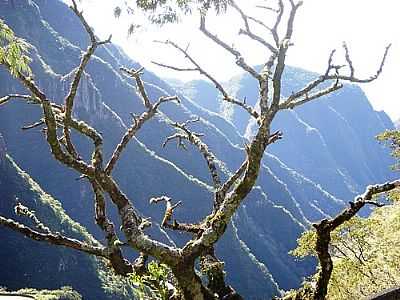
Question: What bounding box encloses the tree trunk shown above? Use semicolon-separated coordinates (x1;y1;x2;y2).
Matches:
172;261;215;300
200;249;244;300
314;225;333;300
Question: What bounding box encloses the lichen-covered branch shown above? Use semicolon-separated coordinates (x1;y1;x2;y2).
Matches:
218;160;248;197
120;66;151;108
63;0;111;161
200;247;243;299
280;43;391;110
21;119;45;131
0;0;392;298
153;40;259;120
0;214;107;258
200;12;261;80
14;202;51;234
164;117;222;190
90;179;133;275
150;196;201;234
104;67;179;175
0;94;36;106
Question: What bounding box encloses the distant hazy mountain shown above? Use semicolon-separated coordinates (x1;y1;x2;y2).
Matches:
177;67;395;200
0;0;395;299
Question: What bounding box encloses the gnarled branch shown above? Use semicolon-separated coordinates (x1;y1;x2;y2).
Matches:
165;117;222;190
280;43;391;110
63;0;111;162
0;214;107;258
153;40;259;120
105;67;179;175
200;12;261;80
150;196;201;234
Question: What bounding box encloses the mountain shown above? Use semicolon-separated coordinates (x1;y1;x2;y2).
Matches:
0;135;127;300
0;0;395;299
395;119;400;129
178;67;395;200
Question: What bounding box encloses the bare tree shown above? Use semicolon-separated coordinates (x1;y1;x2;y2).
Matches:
0;0;396;299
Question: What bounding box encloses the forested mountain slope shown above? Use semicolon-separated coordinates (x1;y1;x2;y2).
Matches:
0;135;124;299
176;68;395;200
0;0;395;298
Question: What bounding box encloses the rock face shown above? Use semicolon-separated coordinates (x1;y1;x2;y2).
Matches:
0;0;396;299
0;156;119;300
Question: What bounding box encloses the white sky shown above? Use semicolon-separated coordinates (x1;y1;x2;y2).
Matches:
75;0;400;121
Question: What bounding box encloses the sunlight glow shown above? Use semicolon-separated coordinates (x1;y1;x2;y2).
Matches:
75;0;400;121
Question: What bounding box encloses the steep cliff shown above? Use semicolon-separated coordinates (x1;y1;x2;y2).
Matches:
0;143;123;299
180;67;395;200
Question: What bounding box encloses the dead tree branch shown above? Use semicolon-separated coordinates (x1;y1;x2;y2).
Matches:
0;213;107;258
64;0;111;160
165;118;222;190
90;179;133;275
231;0;278;54
150;196;201;234
280;43;391;110
153;40;259;120
200;11;261;80
104;67;179;175
0;0;392;298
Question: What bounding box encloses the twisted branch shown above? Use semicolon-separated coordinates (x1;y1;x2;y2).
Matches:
105;67;179;175
63;0;111;160
150;196;201;234
0;214;107;258
280;43;391;110
164;117;222;190
200;12;261;80
152;40;259;120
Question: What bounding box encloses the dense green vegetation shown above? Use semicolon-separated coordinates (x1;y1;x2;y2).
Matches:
0;18;31;77
0;286;81;300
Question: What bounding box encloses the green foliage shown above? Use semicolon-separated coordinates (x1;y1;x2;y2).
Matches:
0;18;31;76
292;205;400;299
290;230;317;258
329;205;400;299
0;286;81;300
377;130;400;170
378;130;400;201
279;283;314;300
130;261;171;300
290;130;400;299
114;0;231;35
